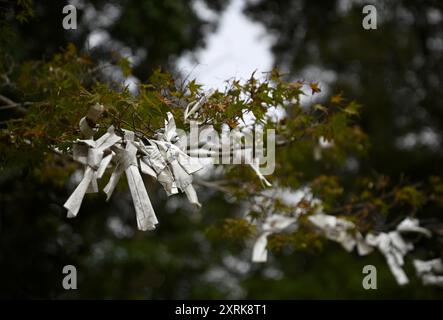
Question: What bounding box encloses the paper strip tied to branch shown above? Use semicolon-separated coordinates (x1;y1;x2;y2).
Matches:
413;258;443;287
153;112;203;206
252;214;297;263
250;157;272;187
64;125;121;218
308;213;373;255
138;142;178;196
365;217;431;285
78;103;104;139
103;131;158;231
64;106;208;230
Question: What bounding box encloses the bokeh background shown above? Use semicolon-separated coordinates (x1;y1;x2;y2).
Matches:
1;0;443;298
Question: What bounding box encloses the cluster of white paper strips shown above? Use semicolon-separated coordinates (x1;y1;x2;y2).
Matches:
64;104;203;231
252;211;442;287
64;99;273;231
64;104;441;287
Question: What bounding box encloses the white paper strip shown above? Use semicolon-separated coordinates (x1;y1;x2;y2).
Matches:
64;167;95;218
139;158;157;178
64;126;121;218
184;90;214;122
149;112;203;206
366;232;411;285
252;214;296;263
103;132;158;231
364;217;433;285
250;157;272;187
413;258;443;287
78;103;104;139
396;217;431;237
308;213;369;253
139;143;178;195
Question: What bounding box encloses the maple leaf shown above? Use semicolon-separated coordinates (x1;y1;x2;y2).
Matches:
343;101;361;116
309;82;321;94
330;93;344;105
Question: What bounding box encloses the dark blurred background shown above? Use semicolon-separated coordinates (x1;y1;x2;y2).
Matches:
1;0;443;298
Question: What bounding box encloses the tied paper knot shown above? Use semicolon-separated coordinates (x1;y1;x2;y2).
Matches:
413;258;443;287
78;103;104;139
365;217;431;285
64;108;207;231
139;142;178;196
252;214;297;263
153;112;203;207
366;232;411;285
64;125;121;218
154;140;202;207
308;213;373;255
164;143;193;190
104;131;158;231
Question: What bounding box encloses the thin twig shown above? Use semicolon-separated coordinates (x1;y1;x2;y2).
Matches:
0;94;31;113
194;179;234;194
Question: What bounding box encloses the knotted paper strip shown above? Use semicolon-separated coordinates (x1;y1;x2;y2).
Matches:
413;258;443;287
308;213;373;255
252;214;297;263
365;217;431;285
249;157;272;187
103;131;158;231
78;103;104;139
163;142;202;206
153;112;204;206
366;232;412;285
396;217;432;237
138;142;178;196
64;125;121;218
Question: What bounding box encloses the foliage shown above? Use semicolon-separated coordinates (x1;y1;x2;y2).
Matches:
2;40;442;260
1;0;443;299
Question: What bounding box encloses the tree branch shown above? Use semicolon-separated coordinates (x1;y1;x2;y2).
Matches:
0;94;31;113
